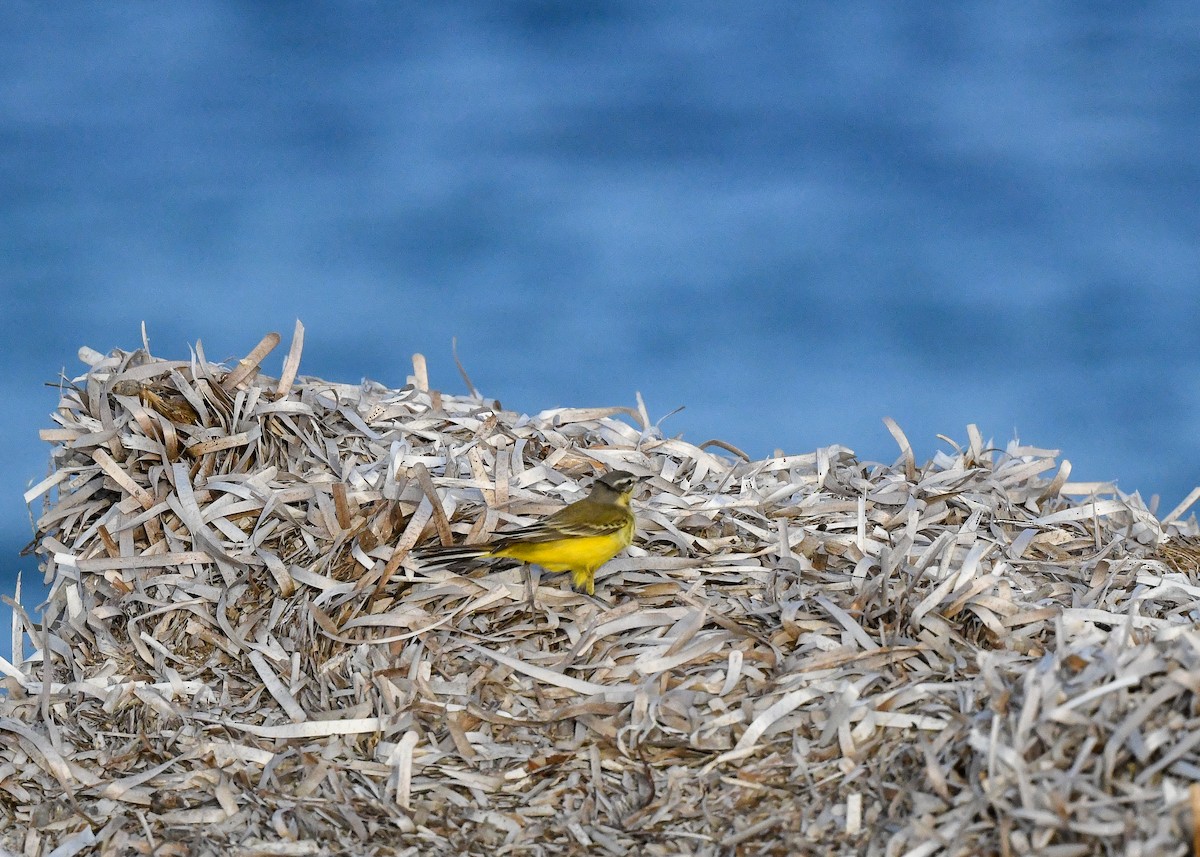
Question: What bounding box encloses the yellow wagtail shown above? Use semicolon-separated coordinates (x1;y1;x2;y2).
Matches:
414;470;643;595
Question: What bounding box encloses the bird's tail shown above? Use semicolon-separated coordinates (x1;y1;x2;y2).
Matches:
411;543;518;573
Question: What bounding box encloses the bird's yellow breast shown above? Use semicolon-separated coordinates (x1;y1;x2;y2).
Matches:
492;526;632;574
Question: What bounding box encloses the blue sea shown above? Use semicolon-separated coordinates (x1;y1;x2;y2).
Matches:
2;2;1198;660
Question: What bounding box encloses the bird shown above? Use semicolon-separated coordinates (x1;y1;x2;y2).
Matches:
413;470;643;595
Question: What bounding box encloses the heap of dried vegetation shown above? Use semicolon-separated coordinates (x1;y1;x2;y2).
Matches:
4;326;1200;857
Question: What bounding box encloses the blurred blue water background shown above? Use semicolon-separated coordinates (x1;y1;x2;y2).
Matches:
2;3;1198;662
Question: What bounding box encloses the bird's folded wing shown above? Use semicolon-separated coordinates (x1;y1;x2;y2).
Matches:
492;515;625;546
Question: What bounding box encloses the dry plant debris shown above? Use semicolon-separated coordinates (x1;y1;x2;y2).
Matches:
4;327;1200;856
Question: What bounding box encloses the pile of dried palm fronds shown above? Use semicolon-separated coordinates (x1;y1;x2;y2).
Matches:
4;326;1200;857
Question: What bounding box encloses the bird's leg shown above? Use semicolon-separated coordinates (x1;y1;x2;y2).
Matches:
570;568;593;595
574;566;614;608
523;564;542;612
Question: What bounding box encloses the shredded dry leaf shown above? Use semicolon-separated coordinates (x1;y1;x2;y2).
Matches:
4;326;1200;856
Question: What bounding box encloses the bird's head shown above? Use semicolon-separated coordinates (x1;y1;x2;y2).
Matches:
590;470;644;505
